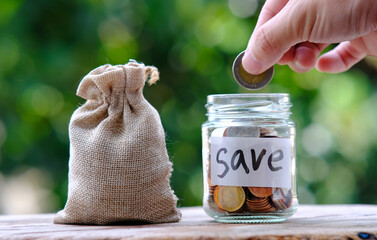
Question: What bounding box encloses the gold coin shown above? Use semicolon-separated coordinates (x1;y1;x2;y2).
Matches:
207;195;225;213
232;51;274;90
214;186;245;212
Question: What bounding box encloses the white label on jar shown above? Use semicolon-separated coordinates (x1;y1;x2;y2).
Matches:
210;137;292;188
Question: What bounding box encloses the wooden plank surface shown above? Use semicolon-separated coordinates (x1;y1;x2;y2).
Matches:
1;205;377;239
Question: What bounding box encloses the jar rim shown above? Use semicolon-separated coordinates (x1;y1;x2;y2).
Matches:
206;93;292;119
207;93;289;100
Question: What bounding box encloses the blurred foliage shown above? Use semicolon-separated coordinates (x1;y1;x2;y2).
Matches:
0;0;376;214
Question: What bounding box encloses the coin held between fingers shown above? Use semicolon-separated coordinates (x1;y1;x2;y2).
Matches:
232;51;274;90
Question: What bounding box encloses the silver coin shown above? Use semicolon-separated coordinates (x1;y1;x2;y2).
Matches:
232;51;274;90
224;126;260;137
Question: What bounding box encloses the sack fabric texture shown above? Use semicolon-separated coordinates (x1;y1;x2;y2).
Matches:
54;61;181;225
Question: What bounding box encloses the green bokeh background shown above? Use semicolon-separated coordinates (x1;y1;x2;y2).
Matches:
0;0;376;214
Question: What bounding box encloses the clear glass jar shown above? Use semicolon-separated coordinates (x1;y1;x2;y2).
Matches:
202;93;297;223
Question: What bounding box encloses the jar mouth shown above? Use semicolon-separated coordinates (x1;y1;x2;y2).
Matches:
206;93;292;119
207;93;290;101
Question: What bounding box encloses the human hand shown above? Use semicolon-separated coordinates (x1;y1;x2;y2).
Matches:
242;0;377;74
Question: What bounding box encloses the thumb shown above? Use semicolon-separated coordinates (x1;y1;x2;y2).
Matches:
242;12;300;75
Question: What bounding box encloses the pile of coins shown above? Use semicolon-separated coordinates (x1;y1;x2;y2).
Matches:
207;185;292;214
206;126;293;215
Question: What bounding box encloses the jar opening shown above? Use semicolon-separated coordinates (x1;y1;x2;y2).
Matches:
206;93;292;119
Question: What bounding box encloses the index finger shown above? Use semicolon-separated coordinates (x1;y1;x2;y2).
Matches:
247;0;289;50
254;0;289;30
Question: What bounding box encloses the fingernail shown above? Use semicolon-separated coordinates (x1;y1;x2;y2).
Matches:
292;60;308;73
295;61;306;70
242;50;263;75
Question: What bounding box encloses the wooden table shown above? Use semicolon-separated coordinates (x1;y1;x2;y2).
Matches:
1;205;377;239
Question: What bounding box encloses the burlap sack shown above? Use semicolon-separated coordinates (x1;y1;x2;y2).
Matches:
54;60;181;225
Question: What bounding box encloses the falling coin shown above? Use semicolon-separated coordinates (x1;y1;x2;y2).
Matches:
232;51;274;90
214;186;245;212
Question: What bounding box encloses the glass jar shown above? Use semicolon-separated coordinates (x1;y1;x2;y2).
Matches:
202;93;298;223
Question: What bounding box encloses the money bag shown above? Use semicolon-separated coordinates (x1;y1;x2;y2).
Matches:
54;61;181;224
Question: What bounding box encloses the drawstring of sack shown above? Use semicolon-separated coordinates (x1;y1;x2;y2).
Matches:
145;66;159;85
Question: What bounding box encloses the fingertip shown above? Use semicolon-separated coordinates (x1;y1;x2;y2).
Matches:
288;61;308;73
295;45;317;69
316;42;366;73
316;54;346;73
285;42;323;73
